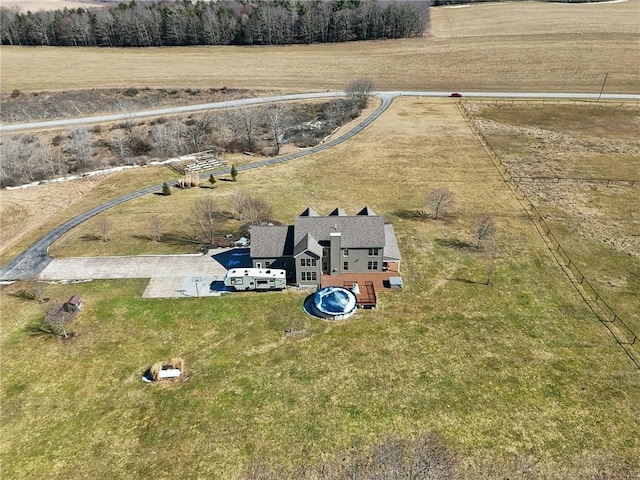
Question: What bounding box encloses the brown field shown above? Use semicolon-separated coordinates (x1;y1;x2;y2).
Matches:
469;100;640;332
1;1;639;94
0;166;179;265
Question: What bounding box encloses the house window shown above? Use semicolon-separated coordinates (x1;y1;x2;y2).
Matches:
323;262;328;271
343;262;349;271
301;258;317;267
368;248;379;256
301;271;317;282
265;261;271;268
367;261;378;271
343;249;349;256
323;248;329;257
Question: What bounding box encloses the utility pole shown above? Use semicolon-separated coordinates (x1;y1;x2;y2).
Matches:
598;72;609;102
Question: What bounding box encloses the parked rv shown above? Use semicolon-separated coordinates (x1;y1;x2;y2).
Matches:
224;268;286;291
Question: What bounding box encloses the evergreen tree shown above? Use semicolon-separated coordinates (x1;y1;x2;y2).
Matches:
162;181;172;195
230;165;238;182
209;173;217;187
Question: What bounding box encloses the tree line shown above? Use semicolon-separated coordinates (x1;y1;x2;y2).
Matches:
0;0;430;47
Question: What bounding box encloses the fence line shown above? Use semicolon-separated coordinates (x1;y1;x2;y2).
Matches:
475;99;640;108
511;176;636;187
457;101;640;369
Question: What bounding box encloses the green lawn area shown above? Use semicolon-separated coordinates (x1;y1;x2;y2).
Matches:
2;99;639;478
473;102;640;337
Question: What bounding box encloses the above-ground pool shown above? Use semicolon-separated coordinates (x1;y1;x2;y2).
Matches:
304;286;358;320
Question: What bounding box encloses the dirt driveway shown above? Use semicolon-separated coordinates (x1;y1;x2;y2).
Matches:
39;248;237;298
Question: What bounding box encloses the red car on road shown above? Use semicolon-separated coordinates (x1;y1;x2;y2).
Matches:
449;92;463;98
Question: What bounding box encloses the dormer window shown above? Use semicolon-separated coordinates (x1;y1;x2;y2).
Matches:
343;249;349;257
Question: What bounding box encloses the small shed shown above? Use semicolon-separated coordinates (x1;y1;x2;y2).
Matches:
388;277;404;290
63;294;83;313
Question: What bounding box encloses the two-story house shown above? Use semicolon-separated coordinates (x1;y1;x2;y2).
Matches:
249;207;401;287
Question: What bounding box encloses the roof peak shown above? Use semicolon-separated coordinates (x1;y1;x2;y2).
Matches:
299;207;319;217
357;206;377;216
328;207;348;216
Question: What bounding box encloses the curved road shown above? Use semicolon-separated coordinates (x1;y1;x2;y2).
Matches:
0;92;395;280
2;90;640;281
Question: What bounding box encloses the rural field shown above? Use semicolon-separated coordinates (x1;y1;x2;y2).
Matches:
1;1;640;479
2;97;640;478
1;1;639;94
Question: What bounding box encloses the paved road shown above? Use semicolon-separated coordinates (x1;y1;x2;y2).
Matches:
2;90;639;281
2;91;639;133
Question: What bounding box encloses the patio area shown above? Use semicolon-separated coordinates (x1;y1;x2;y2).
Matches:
320;262;401;292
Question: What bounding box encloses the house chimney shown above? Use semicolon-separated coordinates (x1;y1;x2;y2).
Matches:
330;232;341;276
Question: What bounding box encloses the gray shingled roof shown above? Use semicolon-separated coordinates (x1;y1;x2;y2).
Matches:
383;224;402;261
293;233;323;257
250;225;294;258
294;215;385;248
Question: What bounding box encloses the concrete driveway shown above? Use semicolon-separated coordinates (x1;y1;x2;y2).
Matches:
39;249;232;298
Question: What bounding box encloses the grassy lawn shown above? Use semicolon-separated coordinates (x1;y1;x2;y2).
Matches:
472;101;640;336
1;1;639;94
2;98;639;478
0;166;180;265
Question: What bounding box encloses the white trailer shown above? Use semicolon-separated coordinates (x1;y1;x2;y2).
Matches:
224;268;287;291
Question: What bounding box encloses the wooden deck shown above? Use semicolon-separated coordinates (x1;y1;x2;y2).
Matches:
320;262;400;292
345;280;376;308
320;262;401;308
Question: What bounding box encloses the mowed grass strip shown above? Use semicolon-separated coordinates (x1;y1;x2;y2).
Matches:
2;99;639;479
1;1;639;93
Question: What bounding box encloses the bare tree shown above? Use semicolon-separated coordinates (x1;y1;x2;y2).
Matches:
96;216;110;242
151;121;182;157
27;303;74;339
265;103;290;155
426;188;454;220
68;127;93;170
15;277;47;302
192;196;219;245
32;144;63;178
149;214;162;242
224;107;261;152
117;100;136;132
47;303;73;338
345;77;374;109
483;239;498;286
232;189;272;225
244;197;273;226
472;214;495;250
185;113;213;153
112;129;130;159
29;278;46;302
232;189;249;220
